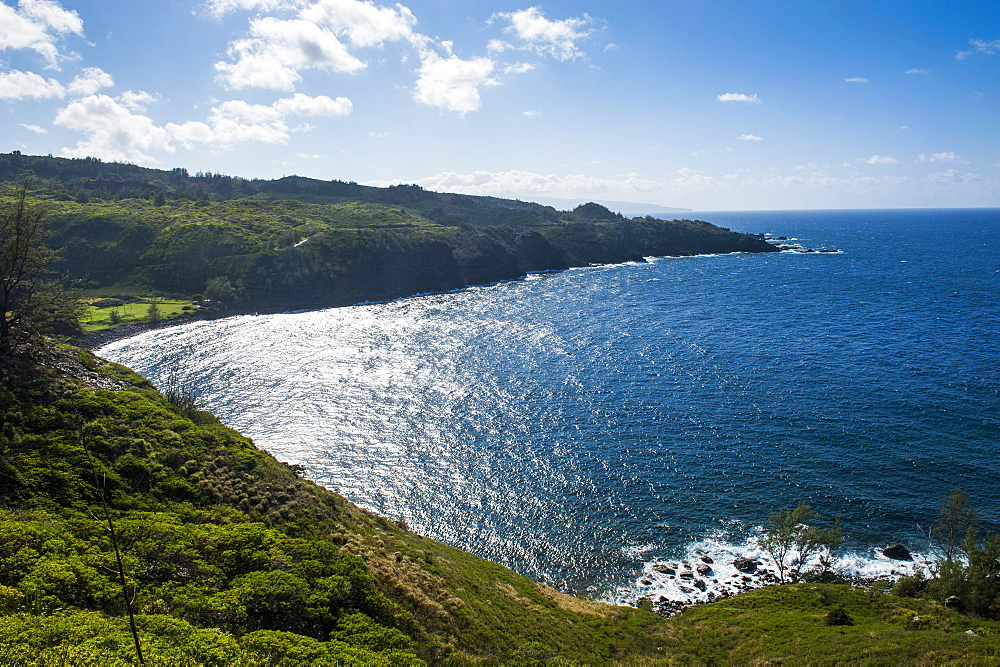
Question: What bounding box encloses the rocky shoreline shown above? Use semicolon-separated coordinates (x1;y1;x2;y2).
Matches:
633;544;920;617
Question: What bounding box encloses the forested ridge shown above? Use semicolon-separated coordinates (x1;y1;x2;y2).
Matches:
0;152;776;314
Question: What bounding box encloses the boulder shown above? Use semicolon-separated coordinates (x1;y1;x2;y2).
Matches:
652;564;676;575
733;557;759;573
696;564;712;576
882;544;913;561
693;579;707;591
700;555;714;564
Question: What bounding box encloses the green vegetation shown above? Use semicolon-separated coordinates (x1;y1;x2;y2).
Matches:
891;489;1000;620
80;298;199;332
1;152;777;332
0;181;80;353
760;502;844;583
659;582;1000;663
2;342;999;664
0;344;673;664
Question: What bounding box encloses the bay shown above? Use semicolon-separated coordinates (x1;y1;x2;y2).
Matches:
99;208;1000;604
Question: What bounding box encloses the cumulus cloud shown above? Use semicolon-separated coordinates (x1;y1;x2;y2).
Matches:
0;63;113;100
204;0;297;17
67;66;113;95
214;0;419;91
413;50;496;113
861;155;899;165
117;90;157;111
493;6;593;61
367;169;661;198
216;16;365;90
917;152;961;163
53;89;353;160
55;94;174;162
299;0;416;47
845;77;868;83
956;37;1000;60
0;0;84;67
168;93;352;148
928;169;980;184
0;68;64;99
717;92;760;103
273;91;352;116
905;68;931;74
504;61;535;75
737;133;763;142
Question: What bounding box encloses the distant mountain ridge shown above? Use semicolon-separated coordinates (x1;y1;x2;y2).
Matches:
528;195;693;217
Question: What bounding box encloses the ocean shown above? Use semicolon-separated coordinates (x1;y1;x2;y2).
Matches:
98;208;1000;607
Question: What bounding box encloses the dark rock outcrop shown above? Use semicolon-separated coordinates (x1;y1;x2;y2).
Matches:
882;544;913;561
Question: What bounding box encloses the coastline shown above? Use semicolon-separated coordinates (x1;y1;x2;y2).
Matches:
80;242;793;351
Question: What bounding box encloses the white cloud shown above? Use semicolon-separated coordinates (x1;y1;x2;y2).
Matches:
494;7;593;61
53;88;353;160
20;122;46;133
956;38;1000;60
737;133;763;142
67;66;113;95
0;0;84;67
928;169;980;184
504;61;535;75
216;16;365;90
844;77;868;83
860;155;899;165
486;38;510;54
413;50;496;113
917;152;962;163
272;91;352;116
214;1;419;91
717;92;760;103
296;152;321;158
367;169;660;198
168;93;351;148
299;0;416;47
367;130;387;138
522;109;541;117
0;68;64;99
117;90;157;111
55;94;174;163
204;0;301;17
905;68;931;74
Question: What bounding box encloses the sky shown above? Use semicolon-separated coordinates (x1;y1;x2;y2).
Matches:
1;0;998;210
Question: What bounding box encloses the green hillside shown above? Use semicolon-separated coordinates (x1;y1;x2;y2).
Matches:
0;152;776;317
2;344;999;664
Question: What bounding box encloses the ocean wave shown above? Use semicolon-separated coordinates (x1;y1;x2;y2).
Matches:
610;526;931;614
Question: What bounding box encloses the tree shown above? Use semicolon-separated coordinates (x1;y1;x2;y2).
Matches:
934;488;978;562
760;502;844;583
147;298;161;323
0;182;76;355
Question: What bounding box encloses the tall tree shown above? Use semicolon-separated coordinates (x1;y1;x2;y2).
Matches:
0;182;74;354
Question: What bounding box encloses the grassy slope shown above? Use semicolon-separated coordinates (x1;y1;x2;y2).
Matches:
2;345;999;665
0;345;669;664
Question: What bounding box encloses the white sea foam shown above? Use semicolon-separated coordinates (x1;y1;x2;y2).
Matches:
610;525;931;613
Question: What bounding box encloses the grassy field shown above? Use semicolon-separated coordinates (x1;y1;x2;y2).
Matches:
80;298;200;332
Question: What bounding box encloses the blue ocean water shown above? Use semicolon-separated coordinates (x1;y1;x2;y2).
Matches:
99;208;1000;604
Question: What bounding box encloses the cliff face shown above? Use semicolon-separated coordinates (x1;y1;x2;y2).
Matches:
217;220;776;313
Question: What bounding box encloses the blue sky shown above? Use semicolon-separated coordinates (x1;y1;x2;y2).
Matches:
1;0;997;210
